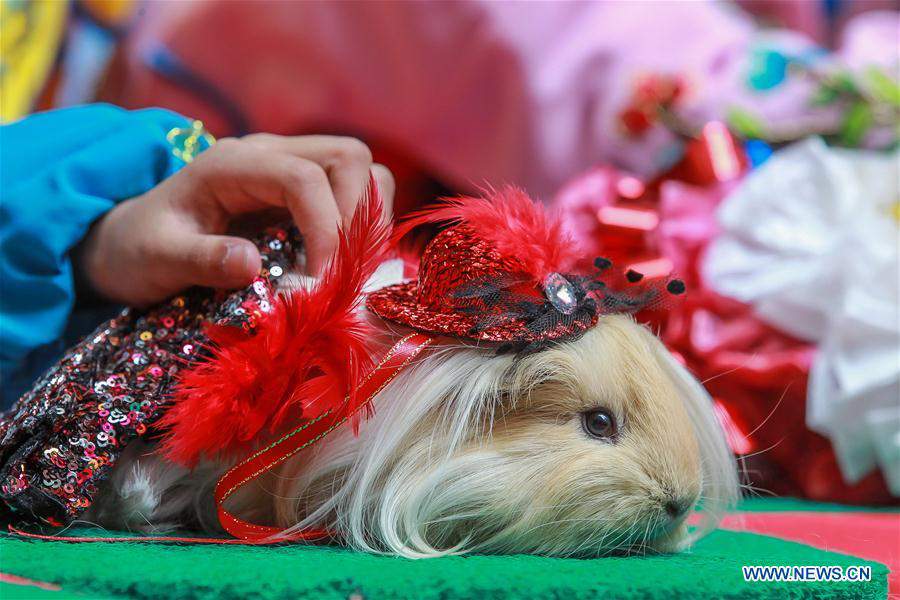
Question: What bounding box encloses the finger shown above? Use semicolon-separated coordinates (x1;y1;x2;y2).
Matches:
273;157;342;274
370;163;395;222
184;140;342;274
243;134;373;223
160;233;262;290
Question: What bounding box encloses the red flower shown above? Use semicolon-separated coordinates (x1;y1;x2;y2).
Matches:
619;73;687;137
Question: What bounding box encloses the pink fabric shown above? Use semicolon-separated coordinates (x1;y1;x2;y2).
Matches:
114;1;820;199
721;511;900;595
657;180;736;280
737;0;897;45
113;3;896;199
839;10;900;69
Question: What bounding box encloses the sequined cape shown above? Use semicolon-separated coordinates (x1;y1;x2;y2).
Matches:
0;226;301;527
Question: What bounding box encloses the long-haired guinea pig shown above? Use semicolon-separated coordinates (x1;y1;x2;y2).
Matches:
83;187;739;558
86;311;739;557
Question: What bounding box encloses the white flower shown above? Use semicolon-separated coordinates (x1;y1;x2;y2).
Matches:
705;137;900;494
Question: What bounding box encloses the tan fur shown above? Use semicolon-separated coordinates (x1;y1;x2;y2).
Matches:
89;314;737;558
259;315;730;556
480;317;703;552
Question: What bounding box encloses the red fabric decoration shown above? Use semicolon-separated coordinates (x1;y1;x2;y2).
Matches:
158;180;390;466
393;186;579;285
213;333;434;541
617;73;687;137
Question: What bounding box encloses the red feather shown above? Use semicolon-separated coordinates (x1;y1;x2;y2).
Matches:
393;186;579;283
157;180;390;467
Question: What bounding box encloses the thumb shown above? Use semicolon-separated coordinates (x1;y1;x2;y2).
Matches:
162;233;262;291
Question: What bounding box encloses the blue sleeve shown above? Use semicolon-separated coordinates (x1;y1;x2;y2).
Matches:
0;104;195;388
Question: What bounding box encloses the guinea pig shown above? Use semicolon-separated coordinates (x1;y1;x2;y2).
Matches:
85;310;739;558
81;187;739;558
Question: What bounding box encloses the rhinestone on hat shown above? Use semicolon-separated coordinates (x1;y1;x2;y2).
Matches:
544;273;578;315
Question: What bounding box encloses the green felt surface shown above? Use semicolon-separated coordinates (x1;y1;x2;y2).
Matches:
0;582;116;600
0;583;64;600
737;496;900;513
0;528;887;600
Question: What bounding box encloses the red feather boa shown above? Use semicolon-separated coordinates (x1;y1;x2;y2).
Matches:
157;182;390;466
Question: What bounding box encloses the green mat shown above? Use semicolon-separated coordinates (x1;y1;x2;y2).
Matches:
0;528;887;599
736;496;900;513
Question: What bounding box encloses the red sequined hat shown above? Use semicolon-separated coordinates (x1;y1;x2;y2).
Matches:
367;187;684;353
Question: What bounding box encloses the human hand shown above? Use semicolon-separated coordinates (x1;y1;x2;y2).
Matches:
75;134;394;308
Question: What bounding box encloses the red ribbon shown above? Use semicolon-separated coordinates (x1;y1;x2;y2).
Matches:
215;332;434;541
9;332;435;545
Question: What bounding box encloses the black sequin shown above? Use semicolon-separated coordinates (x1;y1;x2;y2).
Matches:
666;279;686;295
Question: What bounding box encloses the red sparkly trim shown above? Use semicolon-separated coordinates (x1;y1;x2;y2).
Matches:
367;281;597;344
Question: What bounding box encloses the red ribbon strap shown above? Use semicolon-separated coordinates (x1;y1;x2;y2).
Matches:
214;332;434;541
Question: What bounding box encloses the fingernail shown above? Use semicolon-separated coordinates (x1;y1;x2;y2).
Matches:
223;241;259;280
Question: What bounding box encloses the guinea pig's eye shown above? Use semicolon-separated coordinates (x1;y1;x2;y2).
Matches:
581;409;618;441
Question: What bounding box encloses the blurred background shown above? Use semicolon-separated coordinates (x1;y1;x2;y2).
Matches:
2;0;898;506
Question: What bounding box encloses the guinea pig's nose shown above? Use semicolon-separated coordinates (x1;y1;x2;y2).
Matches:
664;498;691;519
